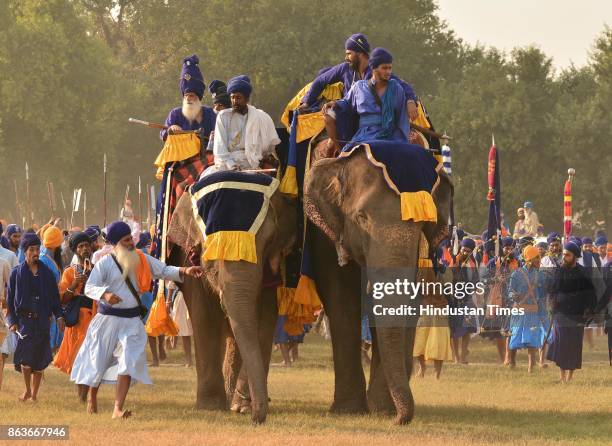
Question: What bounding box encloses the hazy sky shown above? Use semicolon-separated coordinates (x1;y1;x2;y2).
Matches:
436;0;611;68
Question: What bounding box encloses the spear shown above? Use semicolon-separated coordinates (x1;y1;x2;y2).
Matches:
103;153;108;227
25;163;32;227
138;176;142;227
47;181;55;217
146;182;151;229
83;191;87;228
60;192;68;226
14;179;21;225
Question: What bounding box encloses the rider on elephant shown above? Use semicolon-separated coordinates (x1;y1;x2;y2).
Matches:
321;48;410;154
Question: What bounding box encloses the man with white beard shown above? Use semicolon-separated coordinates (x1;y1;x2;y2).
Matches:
70;221;203;419
160;54;216;148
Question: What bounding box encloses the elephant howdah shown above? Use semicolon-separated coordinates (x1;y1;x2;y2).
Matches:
189;170;280;264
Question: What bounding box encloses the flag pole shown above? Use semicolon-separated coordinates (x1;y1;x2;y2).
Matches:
103;153;108;228
14;180;21;226
25;163;32;227
83;191;87;228
563;168;575;242
138;176;142;228
60;192;68;227
146;182;151;230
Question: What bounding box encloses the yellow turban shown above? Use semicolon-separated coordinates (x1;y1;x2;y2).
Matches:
42;226;63;249
522;245;540;263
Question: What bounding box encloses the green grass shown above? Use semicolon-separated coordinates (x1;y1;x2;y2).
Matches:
0;334;610;445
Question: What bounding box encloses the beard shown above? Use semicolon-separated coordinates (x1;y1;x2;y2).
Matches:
114;244;140;280
182;97;202;122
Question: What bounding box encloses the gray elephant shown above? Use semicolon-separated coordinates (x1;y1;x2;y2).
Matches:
167;175;297;423
303;145;452;424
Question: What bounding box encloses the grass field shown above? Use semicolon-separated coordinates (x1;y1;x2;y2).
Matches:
0;333;610;446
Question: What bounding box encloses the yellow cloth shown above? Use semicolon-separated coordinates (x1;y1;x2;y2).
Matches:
400;191;437;223
154;133;200;180
202;231;257;264
279;165;298;197
277;277;322;337
413;315;453;361
42;226;63;249
280;82;344;143
410;100;431;129
145;289;179;337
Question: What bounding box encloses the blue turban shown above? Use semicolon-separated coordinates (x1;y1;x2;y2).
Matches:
227;75;252;97
547;232;561;244
581;237;593;245
20;232;41;251
345;33;370;54
180;55;205;99
594;236;608;247
84;225;101;243
523;201;533;209
369;47;393;69
106;221;132;245
460;238;476;251
536;241;548;249
136;232;152;249
568;236;582;247
6;224;22;238
501;237;514;248
209;79;231;108
69;232;91;252
564;241;581;258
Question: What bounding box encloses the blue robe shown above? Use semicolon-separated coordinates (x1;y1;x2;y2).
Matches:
508;266;548;350
302;62;417;107
335;79;410;146
6;262;63;372
39;247;63;349
160;106;216;141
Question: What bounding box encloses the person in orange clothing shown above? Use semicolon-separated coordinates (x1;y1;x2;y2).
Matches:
54;232;95;402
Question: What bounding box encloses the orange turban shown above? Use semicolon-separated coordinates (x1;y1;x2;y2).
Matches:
42;226;63;249
522;245;540;263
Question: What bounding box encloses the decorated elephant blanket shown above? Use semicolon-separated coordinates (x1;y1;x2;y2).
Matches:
340;141;441;222
190;171;279;264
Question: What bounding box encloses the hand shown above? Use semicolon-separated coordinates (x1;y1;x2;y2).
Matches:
168;125;183;134
53;217;62;227
321;101;337;114
407;100;418;121
103;292;122;305
324;138;339;158
297;102;310;112
183;266;204;278
9;324;17;332
57;318;65;332
73;273;87;287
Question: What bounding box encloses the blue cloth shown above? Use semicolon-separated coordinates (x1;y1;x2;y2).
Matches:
106;221;131;245
361;315;372;343
273;315;306;344
209;79;231;107
39;248;63;349
191;171;276;237
335;79;410;145
160;106;216;141
369;47;392;69
564;241;581;258
180;54;205;99
345;33;370;54
302;61;417;108
20;232;40;251
227;75;252;97
6;262;62;372
0;235;8;249
461;238;476;251
508;267;548;349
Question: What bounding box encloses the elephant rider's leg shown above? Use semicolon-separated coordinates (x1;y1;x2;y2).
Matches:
323;112;340;157
311;228;368;414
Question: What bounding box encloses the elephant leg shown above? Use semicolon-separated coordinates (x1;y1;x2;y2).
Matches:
258;287;279;378
367;326;395;414
312;229;368;414
221;267;268;424
182;278;227;410
222;321;242;405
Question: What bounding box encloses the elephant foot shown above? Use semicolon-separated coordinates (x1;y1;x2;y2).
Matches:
392;391;415;425
367;388;395;415
394;412;413;425
196;395;227;411
329;399;369;415
250;401;268;424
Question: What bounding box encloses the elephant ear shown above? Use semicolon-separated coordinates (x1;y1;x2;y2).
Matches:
167;189;204;253
423;169;453;255
304;157;348;253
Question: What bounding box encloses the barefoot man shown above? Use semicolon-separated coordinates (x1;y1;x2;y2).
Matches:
6;232;65;402
70;221;203;418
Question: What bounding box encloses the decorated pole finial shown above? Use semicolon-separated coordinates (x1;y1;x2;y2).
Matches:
564;168;575;240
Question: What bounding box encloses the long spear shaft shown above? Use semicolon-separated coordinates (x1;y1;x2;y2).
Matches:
103;153;107;227
83;191;87;228
47;182;55;217
60;192;68;226
14;180;21;225
146;183;151;230
25;163;32;227
138;176;142;227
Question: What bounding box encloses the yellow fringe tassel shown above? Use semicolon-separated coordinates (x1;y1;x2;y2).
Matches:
154;133;201;180
400;191;437;223
203;231;257;264
295;275;322;308
279;165;298;197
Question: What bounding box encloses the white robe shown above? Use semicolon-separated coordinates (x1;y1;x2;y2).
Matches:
70;252;181;386
205;104;280;175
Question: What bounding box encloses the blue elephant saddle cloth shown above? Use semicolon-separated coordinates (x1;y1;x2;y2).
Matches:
190;171;280;264
340;141;441;222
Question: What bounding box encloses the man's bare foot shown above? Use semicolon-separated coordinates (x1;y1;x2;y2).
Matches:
185;362;192;368
149;361;159;367
87;399;98;414
539;363;548;369
18;391;31;402
112;409;132;419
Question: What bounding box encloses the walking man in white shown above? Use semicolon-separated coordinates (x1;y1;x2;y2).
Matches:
71;221;203;418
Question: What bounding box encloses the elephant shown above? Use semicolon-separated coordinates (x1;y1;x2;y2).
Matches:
303;145;452;424
166;179;297;423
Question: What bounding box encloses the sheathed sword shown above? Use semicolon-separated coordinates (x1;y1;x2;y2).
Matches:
128;118;197;135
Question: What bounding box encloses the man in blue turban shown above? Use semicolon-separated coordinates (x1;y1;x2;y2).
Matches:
298;34;417;116
5;224;22;254
322;48;411;152
6;232;64;402
203;75;280;174
70;221;204;418
523;201;540;237
161;55;216;148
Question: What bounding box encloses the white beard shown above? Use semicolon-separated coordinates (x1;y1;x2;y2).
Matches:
114;245;140;280
182;98;202;122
